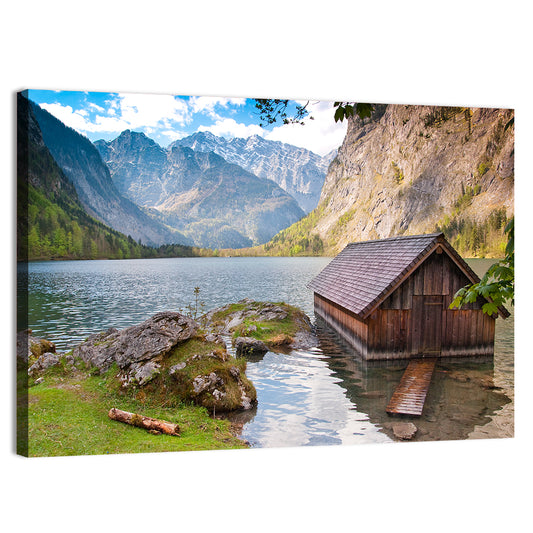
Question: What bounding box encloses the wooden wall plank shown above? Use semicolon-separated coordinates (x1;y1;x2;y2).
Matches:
413;266;424;295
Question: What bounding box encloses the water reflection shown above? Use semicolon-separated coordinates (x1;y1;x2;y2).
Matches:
313;323;512;442
226;348;392;447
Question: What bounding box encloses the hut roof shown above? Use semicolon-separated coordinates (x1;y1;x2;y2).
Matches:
308;233;501;319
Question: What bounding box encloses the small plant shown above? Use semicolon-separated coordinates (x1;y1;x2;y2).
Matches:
391;161;404;184
477;162;490;177
179;286;206;320
423;106;464;128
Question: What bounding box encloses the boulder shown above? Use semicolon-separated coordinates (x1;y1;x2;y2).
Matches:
126;360;161;387
203;300;318;352
234;336;269;357
28;352;61;376
72;312;199;380
203;332;226;346
170;351;257;411
257;304;288;322
392;422;418;440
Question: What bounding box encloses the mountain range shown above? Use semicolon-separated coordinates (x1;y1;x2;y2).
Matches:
17;93;194;261
172;131;335;213
30;101;189;247
21;96;514;260
95;131;306;248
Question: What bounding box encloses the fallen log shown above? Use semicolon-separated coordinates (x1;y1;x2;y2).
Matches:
108;408;180;436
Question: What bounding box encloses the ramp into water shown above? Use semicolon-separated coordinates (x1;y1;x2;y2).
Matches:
386;358;437;416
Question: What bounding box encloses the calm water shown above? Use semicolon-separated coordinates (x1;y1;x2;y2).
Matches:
20;256;514;446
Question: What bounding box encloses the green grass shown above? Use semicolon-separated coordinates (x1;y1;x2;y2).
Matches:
209;303;250;325
26;367;247;457
227;302;310;346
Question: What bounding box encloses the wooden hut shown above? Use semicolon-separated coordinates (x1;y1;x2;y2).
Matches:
308;233;508;360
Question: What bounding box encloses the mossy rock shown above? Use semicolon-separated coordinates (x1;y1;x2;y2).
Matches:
204;299;317;351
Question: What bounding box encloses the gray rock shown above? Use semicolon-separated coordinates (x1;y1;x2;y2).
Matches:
204;333;225;345
212;389;226;401
28;352;62;376
192;372;224;394
240;391;254;410
234;337;269;357
72;328;119;371
227;315;244;330
204;300;318;352
392;422;418;440
169;362;186;375
130;360;161;386
72;312;199;380
259;305;288;321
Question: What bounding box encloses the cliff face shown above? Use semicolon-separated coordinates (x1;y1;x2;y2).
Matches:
310;104;513;256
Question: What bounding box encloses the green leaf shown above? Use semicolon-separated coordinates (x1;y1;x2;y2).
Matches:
465;290;479;304
482;302;499;316
334;107;345;123
355;103;373;120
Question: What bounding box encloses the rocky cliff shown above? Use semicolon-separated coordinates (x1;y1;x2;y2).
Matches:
97;131;305;248
267;104;514;257
172;131;334;213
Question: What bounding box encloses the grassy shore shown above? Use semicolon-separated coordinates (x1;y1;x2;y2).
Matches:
24;362;246;457
20;300;314;457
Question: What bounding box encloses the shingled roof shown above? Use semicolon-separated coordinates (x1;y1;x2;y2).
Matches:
308;233;483;319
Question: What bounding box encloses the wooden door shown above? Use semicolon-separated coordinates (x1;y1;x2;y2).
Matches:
412;295;443;356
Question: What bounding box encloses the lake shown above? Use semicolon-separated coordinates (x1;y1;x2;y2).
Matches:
19;256;514;446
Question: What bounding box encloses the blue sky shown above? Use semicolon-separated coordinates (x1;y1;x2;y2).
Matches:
28;90;347;156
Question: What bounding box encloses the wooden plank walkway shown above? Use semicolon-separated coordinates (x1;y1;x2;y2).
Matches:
386;358;437;416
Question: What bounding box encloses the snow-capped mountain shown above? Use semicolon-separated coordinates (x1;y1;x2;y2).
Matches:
171;131;336;213
95;131;305;249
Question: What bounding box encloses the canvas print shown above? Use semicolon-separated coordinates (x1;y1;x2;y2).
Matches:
16;90;514;457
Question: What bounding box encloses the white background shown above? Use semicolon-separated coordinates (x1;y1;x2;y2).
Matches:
2;1;531;531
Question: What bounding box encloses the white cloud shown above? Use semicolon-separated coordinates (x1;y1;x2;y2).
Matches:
198;118;265;139
40;103;96;132
88;102;105;113
38;94;347;155
160;130;188;143
115;93;191;129
189;96;246;119
92;114;130;133
40;93;193;139
265;100;347;156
